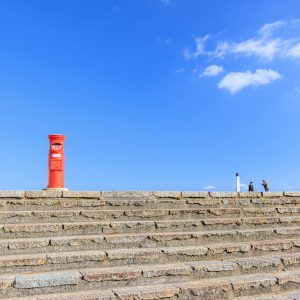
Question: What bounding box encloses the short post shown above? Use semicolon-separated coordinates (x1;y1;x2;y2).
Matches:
236;172;240;192
47;134;67;190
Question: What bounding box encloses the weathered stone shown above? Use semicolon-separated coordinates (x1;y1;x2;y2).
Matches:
113;284;180;299
283;192;300;197
208;208;240;216
0;191;24;198
15;270;80;288
261;192;283;197
47;250;106;264
36;290;116;300
277;270;300;285
222;198;251;206
280;217;300;225
244;217;280;225
77;199;106;207
275;227;300;235
0;211;32;219
57;200;78;208
106;220;155;234
161;246;208;257
238;228;274;238
33;210;80;218
141;263;191;277
106;248;161;260
0;274;14;290
8;238;50;250
208;243;251;254
80;210;123;220
243;207;276;215
4;223;61;233
153;191;181;198
210;192;238;198
50;235;104;247
181;191;208;198
63;222;105;233
169;208;207;217
280;253;300;266
25;190;63;198
102;191;153;198
252;240;294;251
235;257;281;270
81;266;141;282
203;218;242;226
188;260;238;272
230;274;277;291
124;209;168;218
149;232;192;242
192;230;236;240
186;198;220;206
63;191;101;198
105;233;147;246
176;278;231;296
277;207;300;214
0;253;47;267
239;192;261;198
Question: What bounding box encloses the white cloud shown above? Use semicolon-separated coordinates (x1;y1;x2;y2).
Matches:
218;69;281;94
202;65;224;77
232;38;281;60
184;19;300;61
258;21;286;37
283;43;300;58
203;185;216;190
184;35;210;59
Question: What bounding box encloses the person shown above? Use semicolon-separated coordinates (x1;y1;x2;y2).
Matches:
248;182;254;192
261;179;269;192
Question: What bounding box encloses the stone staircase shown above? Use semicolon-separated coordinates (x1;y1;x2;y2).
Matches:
1;191;300;299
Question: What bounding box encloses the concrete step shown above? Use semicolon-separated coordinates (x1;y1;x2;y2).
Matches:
2;207;300;223
1;192;300;211
1;238;300;274
4;268;300;299
0;208;242;223
236;289;300;299
4;252;300;297
2;216;300;238
2;226;300;255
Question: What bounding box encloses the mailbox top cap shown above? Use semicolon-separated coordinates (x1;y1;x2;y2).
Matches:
48;134;66;141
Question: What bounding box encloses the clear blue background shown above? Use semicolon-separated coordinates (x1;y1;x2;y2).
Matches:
0;0;299;191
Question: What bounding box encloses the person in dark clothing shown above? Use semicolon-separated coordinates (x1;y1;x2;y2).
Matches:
261;179;269;192
248;182;254;192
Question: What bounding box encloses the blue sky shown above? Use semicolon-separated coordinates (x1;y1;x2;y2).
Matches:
1;0;300;191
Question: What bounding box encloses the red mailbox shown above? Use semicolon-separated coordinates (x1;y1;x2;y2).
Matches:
47;134;66;189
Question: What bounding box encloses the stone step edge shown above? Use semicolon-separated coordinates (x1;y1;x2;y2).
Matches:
1;225;298;244
1;190;298;199
3;215;300;227
0;237;300;268
1;206;300;216
4;269;300;299
235;289;300;299
1;228;300;253
3;251;299;290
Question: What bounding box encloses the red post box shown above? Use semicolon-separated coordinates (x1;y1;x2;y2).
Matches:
47;134;66;189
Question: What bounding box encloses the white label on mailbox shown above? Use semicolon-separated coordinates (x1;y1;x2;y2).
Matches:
52;154;61;158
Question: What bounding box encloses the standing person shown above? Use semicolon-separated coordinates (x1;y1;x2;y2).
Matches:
261;179;269;192
248;182;254;192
